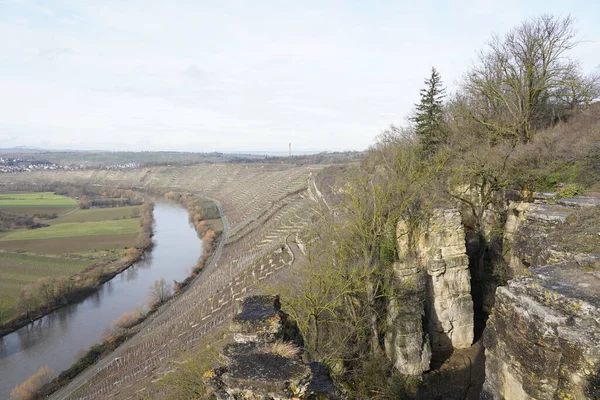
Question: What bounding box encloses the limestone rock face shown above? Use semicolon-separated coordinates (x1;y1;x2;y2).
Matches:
423;208;474;352
385;208;474;375
482;260;600;400
385;258;431;375
229;296;287;344
484;196;600;399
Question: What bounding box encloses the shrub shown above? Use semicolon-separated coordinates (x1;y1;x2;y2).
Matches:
113;311;140;330
10;366;54;400
554;183;585;199
148;278;172;306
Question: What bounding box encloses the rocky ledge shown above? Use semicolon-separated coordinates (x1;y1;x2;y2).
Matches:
484;196;600;399
483;258;600;399
206;295;336;399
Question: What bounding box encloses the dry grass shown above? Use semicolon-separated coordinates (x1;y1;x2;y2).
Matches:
511;103;600;190
255;340;301;358
548;206;600;254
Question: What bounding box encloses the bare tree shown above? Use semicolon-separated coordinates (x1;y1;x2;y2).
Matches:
462;14;595;142
148;278;172;306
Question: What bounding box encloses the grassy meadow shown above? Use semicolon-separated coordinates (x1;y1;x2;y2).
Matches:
0;193;145;323
48;206;140;224
0;192;77;206
0;219;139;241
0;192;78;217
0;253;90;318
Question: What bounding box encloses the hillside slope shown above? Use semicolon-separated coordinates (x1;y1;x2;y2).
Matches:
2;164;323;399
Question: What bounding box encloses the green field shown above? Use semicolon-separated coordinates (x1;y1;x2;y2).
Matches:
0;219;140;241
0;193;146;323
0;234;139;254
0;252;91;320
0;192;78;219
49;206;141;224
0;206;78;217
0;192;77;206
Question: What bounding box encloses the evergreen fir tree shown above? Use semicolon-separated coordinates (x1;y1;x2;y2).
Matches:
411;67;447;154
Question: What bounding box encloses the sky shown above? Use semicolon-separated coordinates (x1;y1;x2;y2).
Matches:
0;1;598;152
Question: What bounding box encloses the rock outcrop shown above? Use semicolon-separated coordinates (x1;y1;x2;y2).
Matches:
424;208;474;352
386;207;474;375
206;295;336;399
385;220;431;375
483;259;600;400
484;197;600;399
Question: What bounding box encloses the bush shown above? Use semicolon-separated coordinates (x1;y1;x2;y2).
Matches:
113;311;140;330
10;366;54;400
554;183;585;199
148;278;172;306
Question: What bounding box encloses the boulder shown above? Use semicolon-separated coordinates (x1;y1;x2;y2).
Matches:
207;295;336;399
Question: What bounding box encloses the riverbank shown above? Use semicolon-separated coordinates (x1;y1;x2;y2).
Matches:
0;202;155;337
30;196;225;399
0;202;207;400
164;192;223;290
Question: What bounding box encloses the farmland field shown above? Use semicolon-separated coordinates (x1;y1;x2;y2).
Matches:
0;192;146;324
0;252;90;320
0;192;77;206
48;206;140;224
0;219;139;241
0;234;139;254
0;192;78;217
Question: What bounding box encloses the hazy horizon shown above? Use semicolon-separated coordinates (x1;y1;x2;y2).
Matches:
1;1;599;152
0;145;338;155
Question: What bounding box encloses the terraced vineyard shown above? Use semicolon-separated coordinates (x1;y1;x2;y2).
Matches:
0;164;323;228
0;164;326;399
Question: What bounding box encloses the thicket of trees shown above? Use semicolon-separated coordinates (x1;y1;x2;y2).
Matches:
10;365;54;400
0;212;50;232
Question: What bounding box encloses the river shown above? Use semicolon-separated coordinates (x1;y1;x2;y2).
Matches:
0;203;202;399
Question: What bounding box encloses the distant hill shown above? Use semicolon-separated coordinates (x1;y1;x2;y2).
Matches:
0;146;47;154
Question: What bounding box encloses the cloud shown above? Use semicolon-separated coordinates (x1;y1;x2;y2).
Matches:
0;1;598;152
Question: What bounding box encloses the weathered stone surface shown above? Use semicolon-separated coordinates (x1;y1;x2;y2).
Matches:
207;295;336;399
507;202;574;272
557;196;600;208
485;196;600;399
230;295;286;343
423;208;474;352
222;352;312;399
386;208;474;375
385;260;431;375
385;220;432;375
483;260;600;400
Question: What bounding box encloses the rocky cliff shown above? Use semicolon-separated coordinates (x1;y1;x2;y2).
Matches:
386;207;474;375
483;196;600;399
